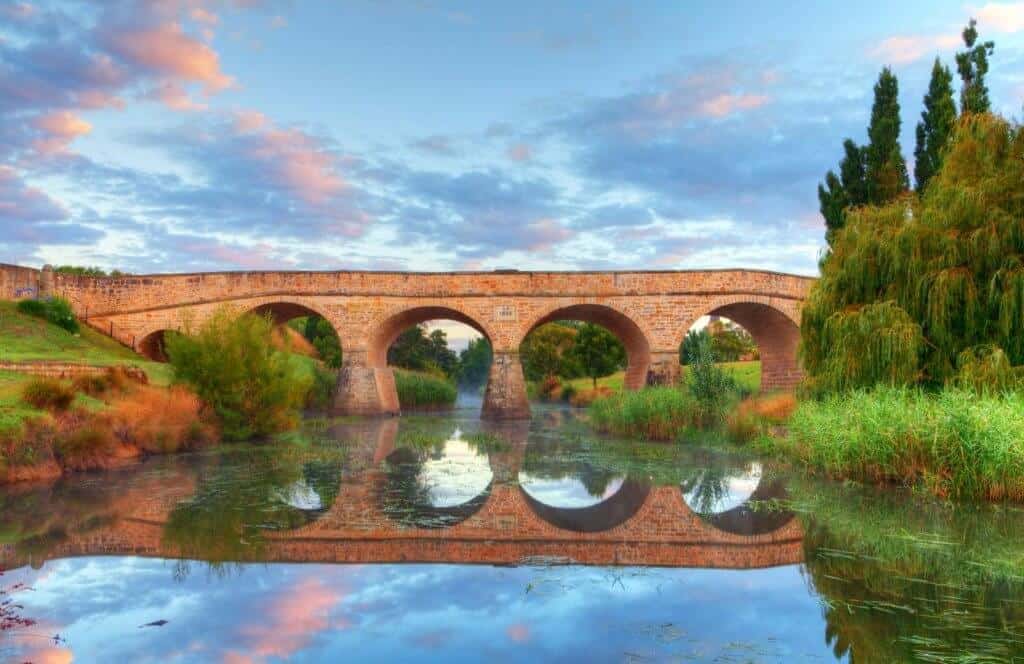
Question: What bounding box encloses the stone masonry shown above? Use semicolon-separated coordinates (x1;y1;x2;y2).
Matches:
1;264;813;419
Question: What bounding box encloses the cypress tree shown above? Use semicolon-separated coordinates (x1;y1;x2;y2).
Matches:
956;19;995;114
914;58;957;194
864;67;909;204
818;140;868;244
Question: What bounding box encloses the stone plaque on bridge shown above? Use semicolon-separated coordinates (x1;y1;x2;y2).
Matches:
494;304;517;321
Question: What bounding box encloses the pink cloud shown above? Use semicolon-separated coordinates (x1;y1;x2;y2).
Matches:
235;577;346;660
148;81;208;111
869;33;960;64
973;2;1024;32
31;111;92;154
506;623;531;643
190;7;219;25
506;142;533;162
270;15;288;29
2;2;35;19
524;218;574;251
101;21;235;93
240;121;350;207
699;93;770;118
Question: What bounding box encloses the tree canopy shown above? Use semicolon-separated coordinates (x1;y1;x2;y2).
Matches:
801;114;1024;394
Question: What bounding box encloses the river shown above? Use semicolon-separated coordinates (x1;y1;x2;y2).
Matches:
2;405;1023;662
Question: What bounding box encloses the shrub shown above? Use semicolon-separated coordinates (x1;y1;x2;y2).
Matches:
559;382;577;403
589;387;700;441
769;386;1024;500
108;385;216;453
685;331;738;425
726;393;798;443
16;297;79;333
54;414;117;469
305;365;337;411
569;386;613;407
394;369;457;409
71;373;113;397
21;379;75;412
165;308;312;441
538;375;561;401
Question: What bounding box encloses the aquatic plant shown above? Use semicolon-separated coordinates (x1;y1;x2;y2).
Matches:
588;387;701;441
768;386;1024;500
393;369;457;409
801;114;1024;394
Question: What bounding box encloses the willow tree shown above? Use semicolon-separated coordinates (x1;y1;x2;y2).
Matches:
801;114;1024;394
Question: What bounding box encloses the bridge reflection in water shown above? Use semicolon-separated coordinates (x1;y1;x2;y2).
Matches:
0;414;802;572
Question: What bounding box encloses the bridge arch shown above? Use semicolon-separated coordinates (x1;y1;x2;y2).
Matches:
683;296;801;392
366;305;492;369
137;328;174;362
519;478;650;533
519;303;652;391
680;463;796;537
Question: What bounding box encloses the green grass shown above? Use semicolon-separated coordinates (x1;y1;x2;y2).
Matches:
0;370;46;434
588;386;703;441
0;301;171;384
394;368;457;409
766;386;1024;501
560;361;761;395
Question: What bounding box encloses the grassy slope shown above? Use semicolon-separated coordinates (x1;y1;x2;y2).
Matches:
0;301;172;384
563;361;762;394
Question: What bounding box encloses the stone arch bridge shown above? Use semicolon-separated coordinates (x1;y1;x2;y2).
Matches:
9;265;813;419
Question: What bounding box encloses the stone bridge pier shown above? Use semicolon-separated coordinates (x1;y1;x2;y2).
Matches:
3;266;813;420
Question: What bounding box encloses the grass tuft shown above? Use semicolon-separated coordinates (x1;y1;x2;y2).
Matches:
394;369;457;409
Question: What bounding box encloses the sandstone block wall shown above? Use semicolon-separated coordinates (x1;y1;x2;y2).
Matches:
0;263;40;300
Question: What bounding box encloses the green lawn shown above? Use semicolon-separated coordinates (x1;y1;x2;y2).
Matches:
0;301;172;384
563;361;762;394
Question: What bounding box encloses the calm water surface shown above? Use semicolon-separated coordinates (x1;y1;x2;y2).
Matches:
2;406;1024;662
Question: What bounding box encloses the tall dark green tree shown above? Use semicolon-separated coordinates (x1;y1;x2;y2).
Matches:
818;140;868;243
457;338;492;389
956;19;995;114
864;67;909;204
914;58;957;194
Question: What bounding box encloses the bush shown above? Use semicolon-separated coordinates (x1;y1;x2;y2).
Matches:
17;297;79;333
768;387;1024;500
21;378;75;411
685;331;738;425
394;369;457;409
108;385;216;453
726;393;797;443
569;386;613;407
165;308;312;441
589;387;701;441
54;414;117;469
305;365;337;411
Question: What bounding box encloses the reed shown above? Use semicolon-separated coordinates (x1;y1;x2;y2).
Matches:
394;369;457;409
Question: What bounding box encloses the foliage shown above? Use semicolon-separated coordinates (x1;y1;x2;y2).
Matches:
589;387;701;441
913;58;957;193
388;325;459;378
682;320;757;364
802;114;1024;393
16;296;78;333
864;67;909;204
818;68;909;243
767;386;1024;500
21;378;75;412
108;385;216;453
457;337;491;389
726;393;797;443
53;265;128;277
301;316;342;368
567;323;626;389
956;18;995;114
394;369;457;409
520;323;577;381
165;308;311;440
685;330;737;425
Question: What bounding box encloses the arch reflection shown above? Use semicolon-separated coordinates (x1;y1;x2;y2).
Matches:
377;430;494;529
681;462;794;536
519;479;649;533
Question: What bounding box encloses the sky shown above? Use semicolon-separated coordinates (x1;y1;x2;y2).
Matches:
1;0;1023;278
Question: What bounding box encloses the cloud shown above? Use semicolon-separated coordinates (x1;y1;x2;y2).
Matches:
411;134;460;157
0;166;67;223
973;2;1024;33
270;15;288;29
506;143;532;162
234;577;345;660
868;33;960;65
99;20;234;93
32;110;92;153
